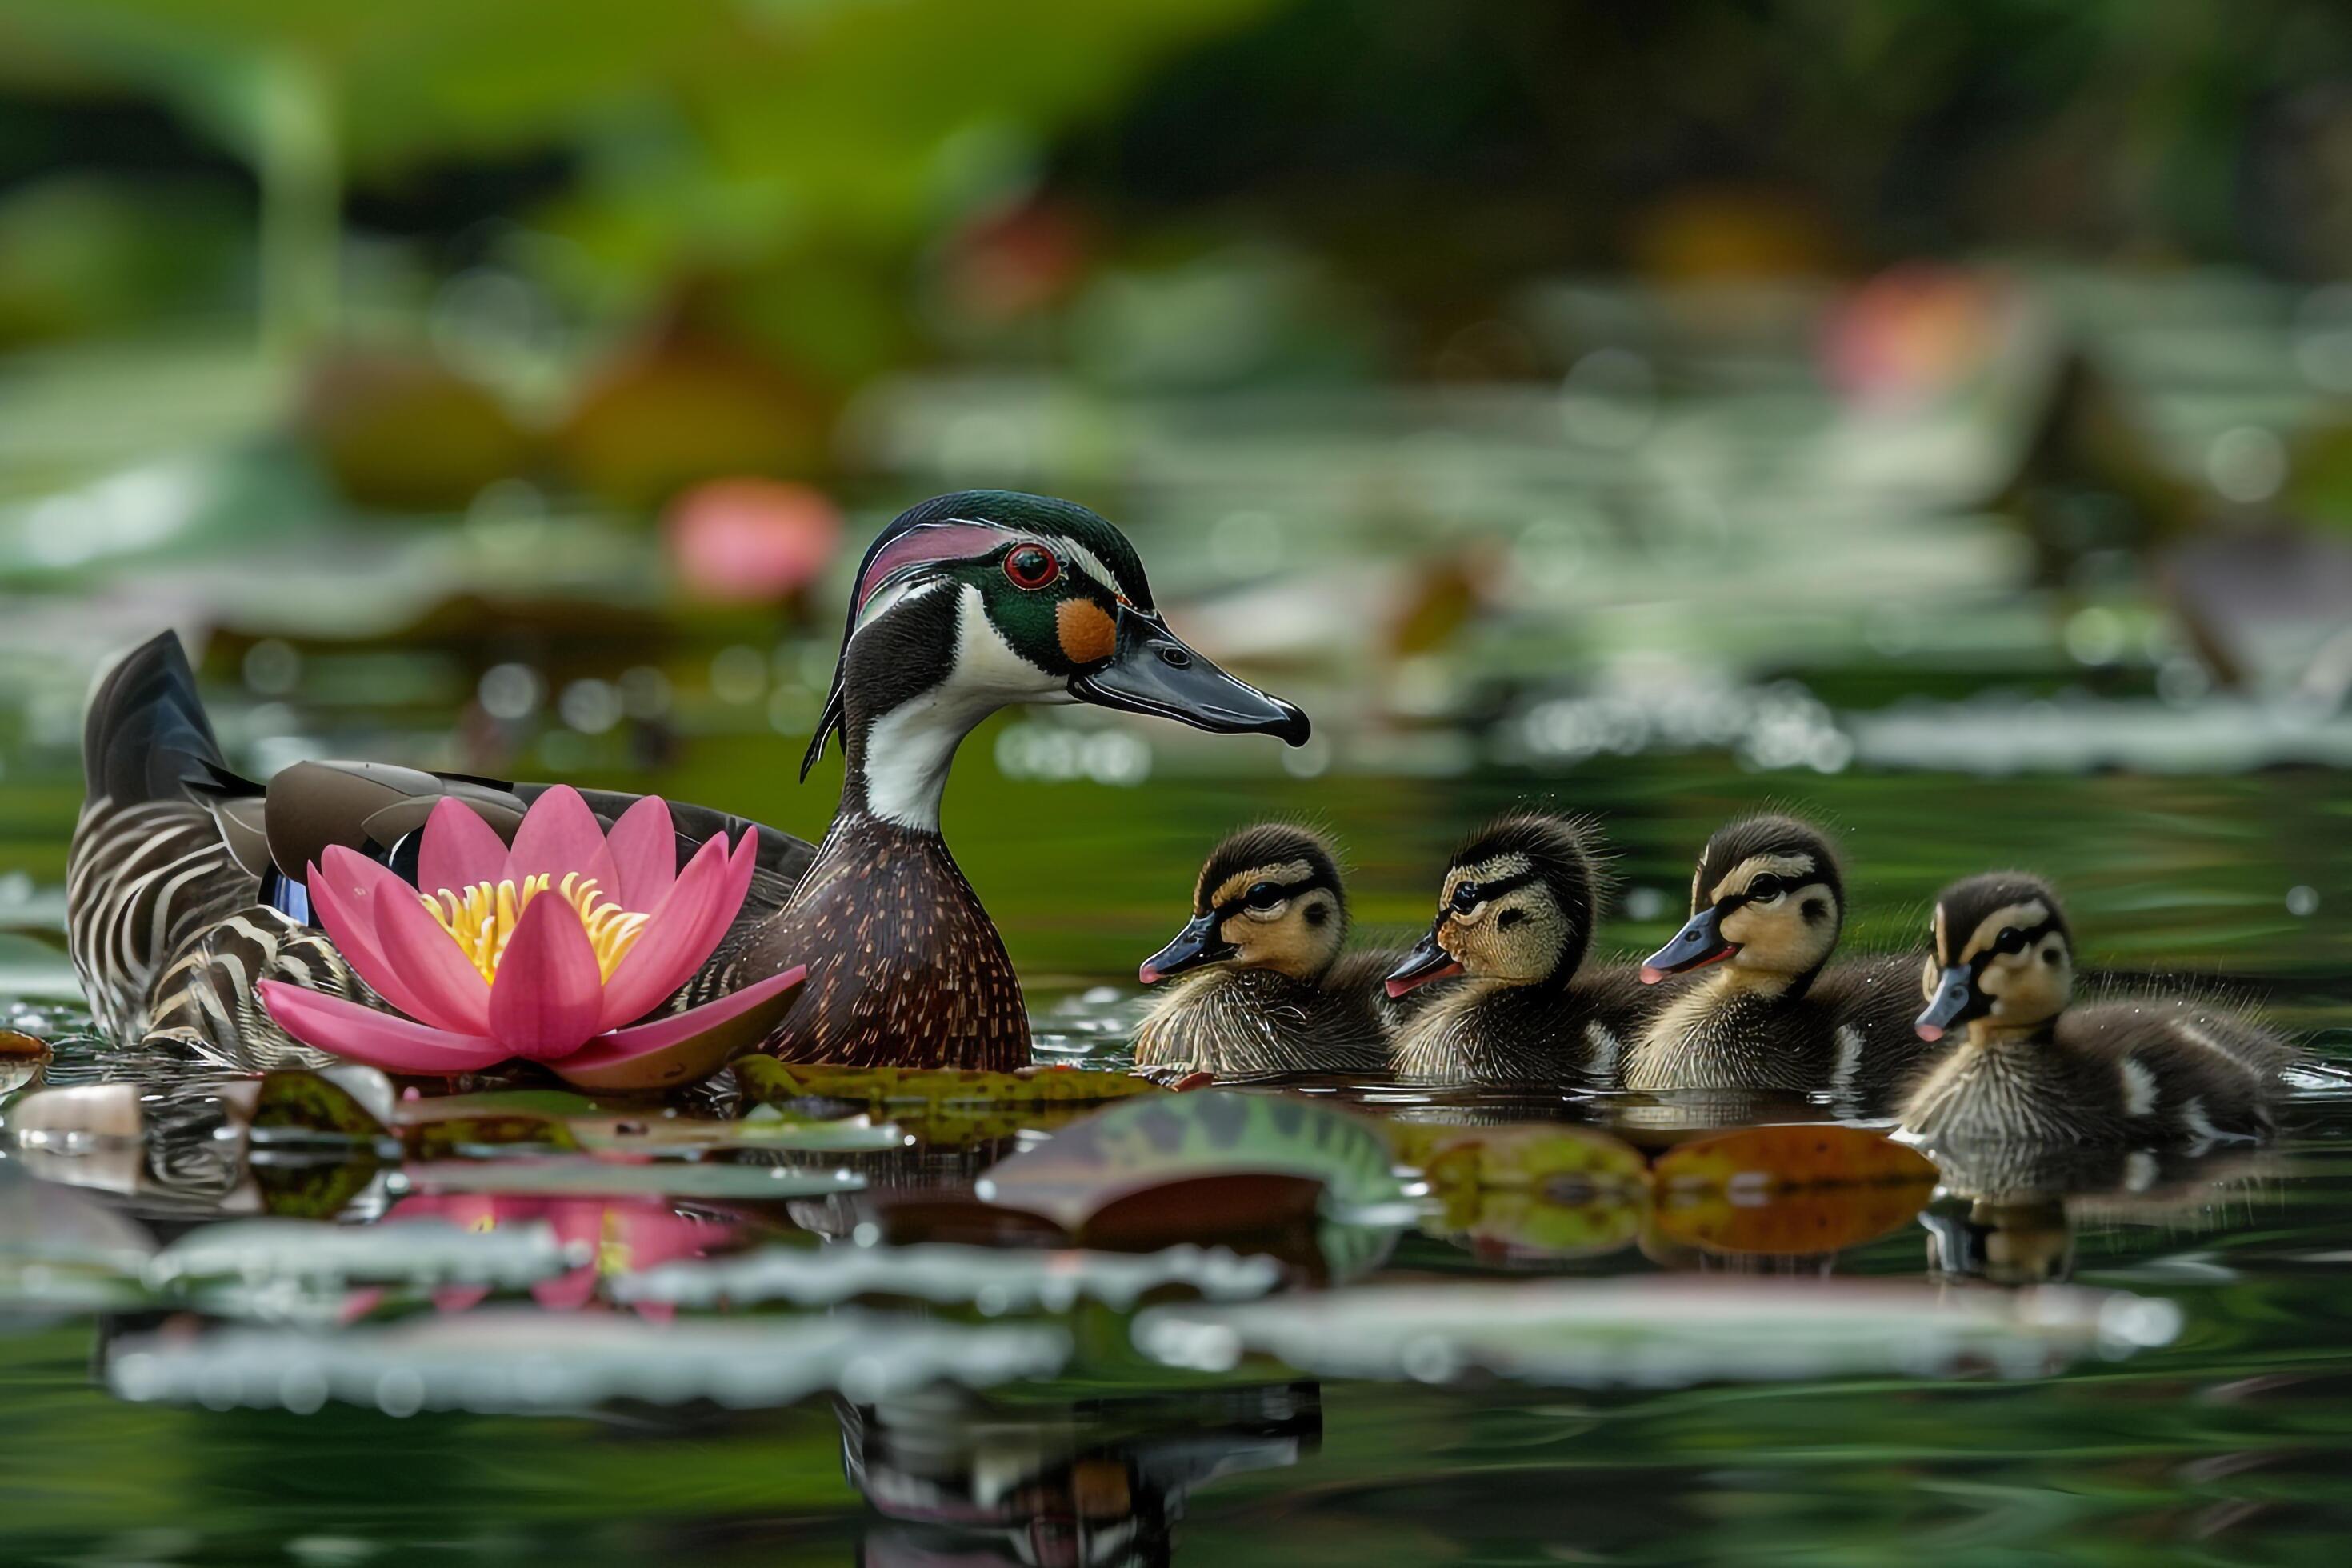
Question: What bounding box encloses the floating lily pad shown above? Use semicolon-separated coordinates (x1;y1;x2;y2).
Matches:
976;1091;1408;1234
1424;1189;1646;1263
0;1162;158;1314
107;1309;1073;1414
1392;1123;1649;1198
738;1059;1160;1110
392;1157;866;1202
1650;1125;1940;1255
0;1028;50;1095
569;1106;910;1156
615;1240;1284;1312
1133;1278;2182;1389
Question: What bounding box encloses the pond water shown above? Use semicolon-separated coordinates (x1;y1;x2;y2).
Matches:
4;738;2352;1565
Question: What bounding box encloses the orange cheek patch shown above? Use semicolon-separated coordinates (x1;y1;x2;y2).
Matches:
1057;598;1118;665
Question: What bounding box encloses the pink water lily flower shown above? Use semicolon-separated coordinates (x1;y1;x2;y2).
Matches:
260;786;805;1088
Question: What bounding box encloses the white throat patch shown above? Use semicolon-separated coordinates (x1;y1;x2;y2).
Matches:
859;582;1067;830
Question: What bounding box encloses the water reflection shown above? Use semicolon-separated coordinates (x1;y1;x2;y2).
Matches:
1922;1145;2281;1285
840;1383;1321;1567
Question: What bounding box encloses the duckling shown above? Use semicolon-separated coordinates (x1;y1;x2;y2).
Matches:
1383;813;1651;1085
1130;825;1400;1076
1898;873;2293;1146
1622;816;1927;1109
70;492;1310;1073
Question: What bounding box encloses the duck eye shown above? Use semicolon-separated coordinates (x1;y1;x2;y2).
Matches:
1746;874;1783;902
1996;927;2026;954
1243;881;1284;910
1003;545;1060;590
1449;882;1482;915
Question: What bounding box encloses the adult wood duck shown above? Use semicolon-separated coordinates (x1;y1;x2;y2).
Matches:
1129;824;1422;1077
1621;815;1927;1110
68;490;1307;1074
1381;813;1652;1086
1898;873;2294;1147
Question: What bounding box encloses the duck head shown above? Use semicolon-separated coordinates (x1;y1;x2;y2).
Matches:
1139;824;1348;985
1385;813;1602;998
1915;874;2075;1043
803;491;1310;829
1641;815;1846;996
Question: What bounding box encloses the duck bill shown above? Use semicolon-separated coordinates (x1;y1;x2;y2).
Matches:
1383;929;1464;999
1915;965;1982;1042
1640;906;1738;983
1138;913;1234;985
1070;606;1311;746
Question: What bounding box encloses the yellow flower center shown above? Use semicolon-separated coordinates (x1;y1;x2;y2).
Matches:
420;872;648;984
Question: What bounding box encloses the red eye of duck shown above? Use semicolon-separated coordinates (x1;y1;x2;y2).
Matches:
1004;545;1060;590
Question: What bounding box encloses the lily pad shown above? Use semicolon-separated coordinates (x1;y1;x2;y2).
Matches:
1650;1125;1940;1255
0;1162;158;1314
0;1028;50;1095
975;1091;1408;1234
391;1157;866;1202
738;1058;1161;1110
615;1240;1284;1312
107;1309;1072;1414
1133;1278;2183;1389
1392;1123;1649;1198
569;1107;910;1156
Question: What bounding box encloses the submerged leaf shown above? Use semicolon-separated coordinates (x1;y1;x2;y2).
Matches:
615;1240;1283;1312
108;1309;1071;1414
1134;1278;2182;1389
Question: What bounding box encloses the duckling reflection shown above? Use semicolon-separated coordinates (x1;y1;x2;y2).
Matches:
1132;826;1402;1077
1386;814;1651;1086
838;1382;1321;1566
1900;874;2294;1147
1625;816;1926;1109
1922;1146;2280;1285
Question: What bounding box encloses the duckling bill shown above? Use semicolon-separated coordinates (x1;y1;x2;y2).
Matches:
1622;816;1928;1110
1385;813;1651;1085
1132;825;1400;1077
1898;874;2293;1146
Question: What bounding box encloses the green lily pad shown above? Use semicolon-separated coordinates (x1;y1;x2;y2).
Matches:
976;1090;1409;1233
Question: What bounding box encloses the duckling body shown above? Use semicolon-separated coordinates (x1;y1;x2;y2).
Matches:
1383;814;1652;1086
1131;825;1390;1076
70;492;1308;1072
1899;874;2292;1146
1623;817;1931;1109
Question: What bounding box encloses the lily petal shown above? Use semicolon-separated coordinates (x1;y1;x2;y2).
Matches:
259;982;511;1075
367;866;496;1035
594;833;744;1030
418;798;510;901
603;796;678;910
486;890;606;1059
307;851;442;1024
555;965;806;1091
503;785;618;896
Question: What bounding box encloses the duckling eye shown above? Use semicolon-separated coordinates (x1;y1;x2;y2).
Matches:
1242;882;1285;910
1449;882;1482;915
1003;545;1060;590
1995;927;2026;955
1746;874;1784;904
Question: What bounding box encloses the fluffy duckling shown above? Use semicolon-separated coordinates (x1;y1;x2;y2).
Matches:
1622;816;1926;1108
1131;826;1399;1076
1899;874;2293;1146
1383;814;1650;1085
